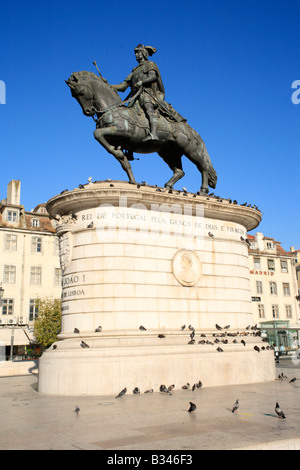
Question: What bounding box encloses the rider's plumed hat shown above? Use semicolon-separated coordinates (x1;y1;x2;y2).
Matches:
134;44;157;59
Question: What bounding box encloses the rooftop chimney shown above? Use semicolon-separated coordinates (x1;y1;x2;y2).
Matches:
7;180;21;206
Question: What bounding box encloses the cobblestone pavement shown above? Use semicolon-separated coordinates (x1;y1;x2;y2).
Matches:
0;359;300;450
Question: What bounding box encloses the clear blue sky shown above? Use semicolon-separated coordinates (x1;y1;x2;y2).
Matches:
0;0;299;251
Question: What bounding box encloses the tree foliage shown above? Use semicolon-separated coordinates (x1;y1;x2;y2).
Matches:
33;296;62;348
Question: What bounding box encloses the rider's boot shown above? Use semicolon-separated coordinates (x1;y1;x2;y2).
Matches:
143;113;159;141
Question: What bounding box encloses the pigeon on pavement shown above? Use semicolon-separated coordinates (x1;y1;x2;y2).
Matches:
115;387;127;398
232;399;239;413
275;402;286;419
188;402;197;413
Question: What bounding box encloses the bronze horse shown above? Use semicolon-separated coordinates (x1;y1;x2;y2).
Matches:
66;71;217;194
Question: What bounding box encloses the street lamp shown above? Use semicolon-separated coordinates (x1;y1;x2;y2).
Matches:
0;284;4;301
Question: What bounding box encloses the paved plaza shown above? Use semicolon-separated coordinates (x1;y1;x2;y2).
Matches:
0;359;300;450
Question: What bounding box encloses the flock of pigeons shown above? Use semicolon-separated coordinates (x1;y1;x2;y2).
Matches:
66;323;293;420
62;323;269;355
62;182;261;214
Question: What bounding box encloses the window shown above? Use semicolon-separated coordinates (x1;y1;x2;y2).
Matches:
281;260;288;273
29;299;38;321
285;305;292;319
3;265;16;284
30;266;42;285
6;210;18;222
283;283;290;296
31;236;42;253
254;258;261;270
258;304;265;318
266;241;273;250
272;304;279;318
4;233;17;251
256;280;263;294
2;299;14;315
267;259;275;271
54;268;61;286
270;281;277;295
31;218;40;227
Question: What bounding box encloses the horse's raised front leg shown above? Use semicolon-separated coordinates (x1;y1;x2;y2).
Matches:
94;128;136;184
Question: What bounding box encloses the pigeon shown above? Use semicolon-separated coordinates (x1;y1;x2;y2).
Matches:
87;221;94;228
198;340;206;344
181;324;186;330
232;399;239;413
196;380;203;388
95;326;102;332
158;334;165;338
224;325;230;329
168;384;175;391
206;340;213;345
60;189;68;194
78;184;85;189
215;324;222;330
133;387;140;394
74;328;80;334
254;345;260;353
188;402;197;413
182;383;190;390
275;402;286;419
188;325;194;331
52;344;57;350
144;389;153;393
115;387;127;398
188;339;195;345
217;347;223;352
190;329;195;340
160;385;172;395
241;340;246;346
139;325;147;331
208;232;214;238
289;377;297;383
74;406;80;414
80;340;90;348
192;383;196;391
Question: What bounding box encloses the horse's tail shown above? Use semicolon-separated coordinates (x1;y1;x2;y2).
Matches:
193;130;217;189
208;164;217;189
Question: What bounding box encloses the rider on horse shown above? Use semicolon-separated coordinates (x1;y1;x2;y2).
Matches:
111;44;184;142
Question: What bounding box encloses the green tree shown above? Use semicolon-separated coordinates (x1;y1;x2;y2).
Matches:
33;296;62;349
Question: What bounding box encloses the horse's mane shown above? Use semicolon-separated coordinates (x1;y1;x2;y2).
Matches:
72;70;121;102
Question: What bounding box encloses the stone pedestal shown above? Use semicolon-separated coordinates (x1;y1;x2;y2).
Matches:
38;181;275;396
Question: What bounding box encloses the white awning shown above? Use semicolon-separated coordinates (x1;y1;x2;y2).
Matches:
0;327;36;346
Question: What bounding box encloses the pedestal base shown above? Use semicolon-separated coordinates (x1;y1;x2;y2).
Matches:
38;181;273;396
38;330;275;396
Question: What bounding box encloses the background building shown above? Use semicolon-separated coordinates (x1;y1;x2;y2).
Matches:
0;180;61;357
247;232;300;349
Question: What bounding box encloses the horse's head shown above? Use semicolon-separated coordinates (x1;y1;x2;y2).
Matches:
66;71;122;117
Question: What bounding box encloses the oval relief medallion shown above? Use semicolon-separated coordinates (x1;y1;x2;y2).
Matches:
172;250;202;286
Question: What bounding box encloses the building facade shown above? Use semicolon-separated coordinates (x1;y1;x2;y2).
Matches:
0;180;61;352
247;232;300;348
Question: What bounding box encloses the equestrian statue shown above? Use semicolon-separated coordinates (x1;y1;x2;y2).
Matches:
66;44;217;194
